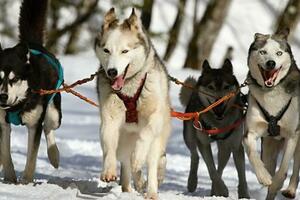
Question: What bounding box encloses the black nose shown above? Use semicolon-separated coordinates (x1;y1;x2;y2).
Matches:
107;68;118;78
0;94;8;102
266;60;276;70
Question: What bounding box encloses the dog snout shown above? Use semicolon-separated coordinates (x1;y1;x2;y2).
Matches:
0;93;8;103
265;60;276;70
107;68;118;79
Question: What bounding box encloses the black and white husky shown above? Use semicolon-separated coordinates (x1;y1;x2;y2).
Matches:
0;0;62;183
243;29;300;200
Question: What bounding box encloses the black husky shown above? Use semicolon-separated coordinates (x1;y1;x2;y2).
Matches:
0;0;62;183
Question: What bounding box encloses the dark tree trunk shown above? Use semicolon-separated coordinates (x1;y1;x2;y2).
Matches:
141;0;154;30
275;0;300;36
184;0;232;69
163;0;187;62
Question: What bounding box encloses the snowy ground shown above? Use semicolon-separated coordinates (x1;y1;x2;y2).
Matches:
1;0;300;199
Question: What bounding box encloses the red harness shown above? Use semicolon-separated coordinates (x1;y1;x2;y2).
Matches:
116;74;147;123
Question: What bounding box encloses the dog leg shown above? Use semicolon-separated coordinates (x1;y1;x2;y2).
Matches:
100;120;120;182
267;136;299;199
132;169;146;193
120;161;132;192
197;142;228;197
261;137;282;176
233;143;250;199
244;132;272;186
157;153;166;187
216;142;231;177
184;121;199;192
1;123;16;183
145;139;161;200
22;123;43;183
282;138;300;199
44;102;60;168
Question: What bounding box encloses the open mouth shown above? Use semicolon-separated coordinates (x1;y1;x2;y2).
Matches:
259;65;282;87
110;64;129;91
208;99;227;120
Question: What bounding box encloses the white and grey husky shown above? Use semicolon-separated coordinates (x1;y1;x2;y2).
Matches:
180;59;249;199
94;8;171;199
243;29;300;200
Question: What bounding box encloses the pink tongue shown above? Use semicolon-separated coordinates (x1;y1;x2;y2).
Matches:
264;70;277;87
111;75;125;91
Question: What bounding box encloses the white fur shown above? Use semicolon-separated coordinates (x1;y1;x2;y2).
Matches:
8;72;15;80
244;36;300;199
0;71;4;79
7;80;28;106
96;11;171;199
248;38;291;87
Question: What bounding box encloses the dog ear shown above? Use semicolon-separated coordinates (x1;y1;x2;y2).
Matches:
103;7;118;30
122;8;140;31
202;60;211;73
222;59;233;74
275;28;290;40
254;33;269;41
15;43;29;62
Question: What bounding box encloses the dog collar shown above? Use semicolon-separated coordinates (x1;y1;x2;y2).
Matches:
116;73;147;123
255;97;292;137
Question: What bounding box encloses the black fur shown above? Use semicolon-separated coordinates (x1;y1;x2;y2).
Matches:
0;0;62;182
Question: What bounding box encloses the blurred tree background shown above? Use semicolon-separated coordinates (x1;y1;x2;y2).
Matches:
0;0;300;70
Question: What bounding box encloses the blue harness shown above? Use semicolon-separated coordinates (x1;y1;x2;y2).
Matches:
6;48;64;125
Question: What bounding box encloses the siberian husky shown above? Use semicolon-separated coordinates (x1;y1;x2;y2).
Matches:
180;59;249;198
243;29;300;200
94;8;171;199
0;0;62;183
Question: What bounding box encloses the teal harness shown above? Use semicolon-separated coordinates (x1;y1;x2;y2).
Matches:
6;48;64;125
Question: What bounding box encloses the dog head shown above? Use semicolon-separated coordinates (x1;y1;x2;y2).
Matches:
94;8;150;91
248;29;293;88
197;59;239;120
0;43;30;109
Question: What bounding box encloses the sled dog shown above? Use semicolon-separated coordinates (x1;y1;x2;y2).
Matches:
94;8;171;199
0;0;62;183
180;59;249;198
243;29;300;200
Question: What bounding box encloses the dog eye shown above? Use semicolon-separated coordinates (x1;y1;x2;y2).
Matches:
11;77;19;82
276;51;283;56
122;50;129;54
259;50;267;55
103;48;110;54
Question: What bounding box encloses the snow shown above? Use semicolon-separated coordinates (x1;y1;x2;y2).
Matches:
1;0;300;199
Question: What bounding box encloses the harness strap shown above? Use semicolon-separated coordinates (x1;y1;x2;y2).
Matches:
116;73;147;123
255;98;292;137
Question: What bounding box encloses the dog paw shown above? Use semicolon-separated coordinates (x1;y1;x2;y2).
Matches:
144;192;158;200
211;179;228;197
122;185;132;193
47;145;60;169
20;177;32;185
187;175;197;192
238;185;250;199
256;168;272;186
4;174;17;184
101;169;117;182
282;189;296;199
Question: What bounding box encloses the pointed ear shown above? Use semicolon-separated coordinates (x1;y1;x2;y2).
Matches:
202;60;211;73
223;59;233;74
121;8;140;31
254;33;269;41
15;43;29;62
103;7;118;30
275;28;290;40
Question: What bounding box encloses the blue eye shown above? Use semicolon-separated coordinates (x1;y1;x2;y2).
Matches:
122;50;129;54
276;51;283;56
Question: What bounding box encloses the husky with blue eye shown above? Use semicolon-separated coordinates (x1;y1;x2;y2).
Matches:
0;0;62;183
243;29;300;200
94;8;171;199
179;59;249;198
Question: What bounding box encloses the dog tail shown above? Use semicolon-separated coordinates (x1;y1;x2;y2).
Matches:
179;76;197;106
19;0;48;45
